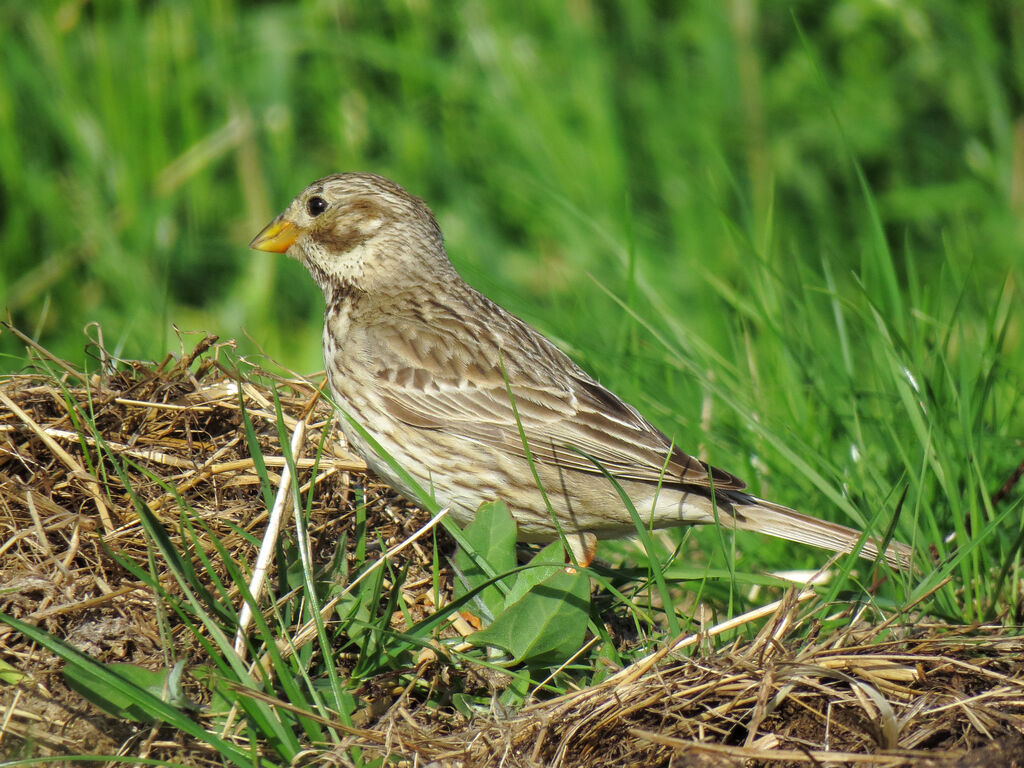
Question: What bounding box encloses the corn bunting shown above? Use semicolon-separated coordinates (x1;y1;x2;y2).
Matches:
251;173;911;569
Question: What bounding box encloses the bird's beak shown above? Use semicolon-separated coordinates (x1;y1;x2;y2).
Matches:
250;217;299;253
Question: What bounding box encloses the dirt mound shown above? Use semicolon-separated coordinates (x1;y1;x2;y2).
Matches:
2;328;1022;766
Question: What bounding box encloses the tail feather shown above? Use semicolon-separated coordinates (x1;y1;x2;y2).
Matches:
730;499;913;570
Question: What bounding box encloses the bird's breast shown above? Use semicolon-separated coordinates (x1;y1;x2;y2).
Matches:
323;301;355;349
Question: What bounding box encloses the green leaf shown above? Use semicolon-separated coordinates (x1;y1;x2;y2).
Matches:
470;542;590;665
64;660;193;723
0;657;28;685
453;501;518;621
2;610;275;766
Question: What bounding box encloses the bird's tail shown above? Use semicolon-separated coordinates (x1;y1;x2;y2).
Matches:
728;497;913;570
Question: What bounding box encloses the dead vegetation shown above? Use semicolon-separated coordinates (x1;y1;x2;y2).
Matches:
1;328;1023;767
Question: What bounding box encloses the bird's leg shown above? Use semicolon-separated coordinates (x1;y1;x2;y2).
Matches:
565;531;598;569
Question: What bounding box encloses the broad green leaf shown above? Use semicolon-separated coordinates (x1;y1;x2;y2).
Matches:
0;657;28;685
64;661;191;723
470;542;590;665
500;539;570;607
453;501;518;621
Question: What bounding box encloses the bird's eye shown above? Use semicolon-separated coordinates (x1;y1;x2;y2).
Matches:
306;196;328;217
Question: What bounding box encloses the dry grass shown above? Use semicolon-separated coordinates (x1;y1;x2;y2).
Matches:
1;328;1023;767
389;625;1024;767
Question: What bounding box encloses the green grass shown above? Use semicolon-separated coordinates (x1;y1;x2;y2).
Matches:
0;364;917;764
2;1;1022;627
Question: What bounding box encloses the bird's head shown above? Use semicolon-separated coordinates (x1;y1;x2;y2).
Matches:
250;172;448;297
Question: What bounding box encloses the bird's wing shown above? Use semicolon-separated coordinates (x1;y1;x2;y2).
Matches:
368;311;747;492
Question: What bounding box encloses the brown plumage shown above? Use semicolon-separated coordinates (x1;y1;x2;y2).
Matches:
250;172;912;569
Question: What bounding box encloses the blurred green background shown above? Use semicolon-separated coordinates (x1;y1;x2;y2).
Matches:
4;0;1021;370
3;1;1023;587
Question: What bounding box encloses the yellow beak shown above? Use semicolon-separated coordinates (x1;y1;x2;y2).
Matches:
250;217;299;253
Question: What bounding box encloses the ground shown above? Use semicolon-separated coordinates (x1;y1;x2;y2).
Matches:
2;335;1023;766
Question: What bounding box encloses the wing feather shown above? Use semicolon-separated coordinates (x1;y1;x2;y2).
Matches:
371;306;747;492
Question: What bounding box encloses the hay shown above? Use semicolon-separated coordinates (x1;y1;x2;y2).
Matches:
1;328;1023;766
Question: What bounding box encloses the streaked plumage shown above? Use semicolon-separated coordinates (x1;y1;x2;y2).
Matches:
251;173;912;569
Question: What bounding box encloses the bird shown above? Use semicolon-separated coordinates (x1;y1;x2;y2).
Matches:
250;172;912;570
